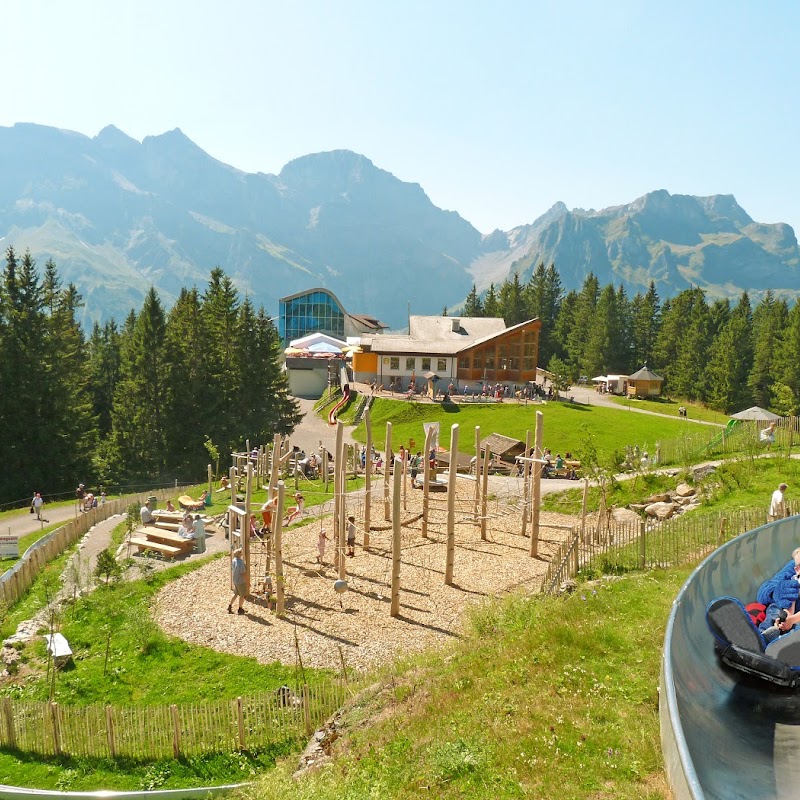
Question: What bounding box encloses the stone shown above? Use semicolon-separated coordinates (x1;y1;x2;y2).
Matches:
645;501;676;519
675;483;696;498
645;493;671;504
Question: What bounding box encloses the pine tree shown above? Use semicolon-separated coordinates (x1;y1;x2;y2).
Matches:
524;263;562;367
705;296;753;412
630;282;661;370
498;274;526;326
483;284;500;318
462;284;483;317
749;292;788;408
564;273;599;379
111;287;168;480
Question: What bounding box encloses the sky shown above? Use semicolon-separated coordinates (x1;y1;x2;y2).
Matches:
1;1;798;235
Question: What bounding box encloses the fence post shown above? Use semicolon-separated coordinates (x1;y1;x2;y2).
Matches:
171;704;181;758
50;702;62;756
303;684;312;736
105;705;116;758
3;697;15;749
237;696;245;750
638;519;646;570
718;517;728;545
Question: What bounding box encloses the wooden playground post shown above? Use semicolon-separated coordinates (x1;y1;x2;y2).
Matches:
480;444;489;541
333;422;344;571
390;460;401;617
384;422;392;521
229;466;236;507
323;448;329;493
445;423;459;585
364;408;372;549
207;463;213;497
269;433;280;499
402;449;408;511
244;464;253;594
338;423;348;581
521;430;531;537
421;425;433;538
530;410;544;558
473;426;481;525
580;477;589;541
274;481;286;616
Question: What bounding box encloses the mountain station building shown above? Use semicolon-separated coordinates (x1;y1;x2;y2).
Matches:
353;316;541;392
279;288;387;344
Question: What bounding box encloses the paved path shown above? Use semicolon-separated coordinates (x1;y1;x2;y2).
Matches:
290;397;358;455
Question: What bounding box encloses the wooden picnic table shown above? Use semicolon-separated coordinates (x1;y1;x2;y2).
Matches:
129;527;195;559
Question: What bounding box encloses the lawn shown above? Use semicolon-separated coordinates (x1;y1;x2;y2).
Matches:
607;395;728;425
352;398;713;464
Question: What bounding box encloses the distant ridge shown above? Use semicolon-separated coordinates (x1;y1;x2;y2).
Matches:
0;122;797;328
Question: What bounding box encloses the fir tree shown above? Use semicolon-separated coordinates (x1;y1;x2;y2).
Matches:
462;284;483;317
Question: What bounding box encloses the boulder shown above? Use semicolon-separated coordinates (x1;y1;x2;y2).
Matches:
675;483;696;498
645;493;672;504
645;501;676;519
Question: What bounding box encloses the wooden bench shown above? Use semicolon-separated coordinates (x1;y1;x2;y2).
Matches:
129;536;182;559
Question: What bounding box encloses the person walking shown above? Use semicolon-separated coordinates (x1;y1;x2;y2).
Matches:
32;492;44;520
769;483;788;522
227;548;248;615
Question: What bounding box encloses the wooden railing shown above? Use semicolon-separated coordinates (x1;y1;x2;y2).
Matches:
0;680;350;759
540;505;791;595
0;488;178;606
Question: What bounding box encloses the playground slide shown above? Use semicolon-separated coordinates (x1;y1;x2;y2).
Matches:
661;514;800;799
328;385;351;426
706;418;740;450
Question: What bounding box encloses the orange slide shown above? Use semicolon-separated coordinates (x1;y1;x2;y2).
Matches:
328;385;351;426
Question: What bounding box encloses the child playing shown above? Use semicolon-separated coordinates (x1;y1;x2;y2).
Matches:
347;516;357;557
317;528;329;564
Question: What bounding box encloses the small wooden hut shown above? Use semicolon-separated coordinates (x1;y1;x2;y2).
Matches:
626;365;664;398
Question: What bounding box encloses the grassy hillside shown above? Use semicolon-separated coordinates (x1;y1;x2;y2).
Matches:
351;398;710;463
239;567;688;800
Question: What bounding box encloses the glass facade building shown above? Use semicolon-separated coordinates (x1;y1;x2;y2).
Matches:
279;289;346;343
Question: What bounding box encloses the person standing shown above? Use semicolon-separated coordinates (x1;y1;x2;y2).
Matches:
769;483;788;522
32;492;44;520
227;548;247;615
347;516;357;557
317;528;329;564
75;483;85;512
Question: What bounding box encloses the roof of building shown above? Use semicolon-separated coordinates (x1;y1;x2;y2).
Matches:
479;433;527;457
361;316;537;356
628;365;664;382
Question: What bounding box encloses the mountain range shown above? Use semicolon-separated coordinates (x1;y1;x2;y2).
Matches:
1;122;798;330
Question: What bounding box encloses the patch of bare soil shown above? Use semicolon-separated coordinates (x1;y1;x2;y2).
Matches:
154;478;580;672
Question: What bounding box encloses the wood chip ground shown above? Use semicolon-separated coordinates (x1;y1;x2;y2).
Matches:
154;478;581;672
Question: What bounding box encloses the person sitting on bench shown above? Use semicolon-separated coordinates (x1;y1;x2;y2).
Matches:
140;500;157;525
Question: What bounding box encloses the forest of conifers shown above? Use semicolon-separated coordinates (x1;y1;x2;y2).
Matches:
0;248;300;506
463;263;800;417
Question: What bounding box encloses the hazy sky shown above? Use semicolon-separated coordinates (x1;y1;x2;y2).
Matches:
2;1;798;235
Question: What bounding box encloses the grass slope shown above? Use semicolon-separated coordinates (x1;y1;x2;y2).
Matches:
354;398;707;463
241;568;689;800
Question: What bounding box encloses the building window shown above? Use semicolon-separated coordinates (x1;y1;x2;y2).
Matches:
421;357;431;371
498;344;509;370
437;358;447;373
279;289;345;343
485;350;495;370
459;354;471;370
406;357;416;371
472;351;483;370
390;357;400;370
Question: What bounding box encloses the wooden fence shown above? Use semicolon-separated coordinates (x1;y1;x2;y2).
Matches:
0;680;350;759
540;505;791;595
655;417;800;467
0;488;178;607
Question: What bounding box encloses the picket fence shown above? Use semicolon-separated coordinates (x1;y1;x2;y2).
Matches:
0;489;178;607
655;416;800;467
0;680;350;759
541;504;792;595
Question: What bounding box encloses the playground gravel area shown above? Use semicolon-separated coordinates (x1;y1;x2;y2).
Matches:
153;477;583;672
